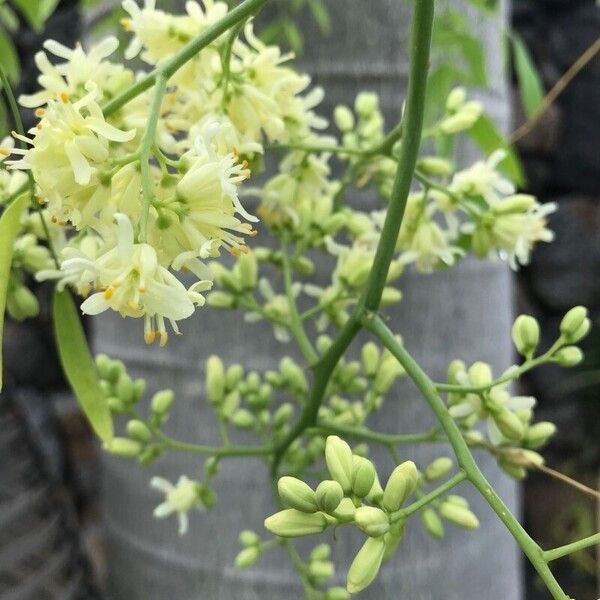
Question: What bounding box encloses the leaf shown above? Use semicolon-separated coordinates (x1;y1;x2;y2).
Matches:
511;33;545;118
283;21;303;54
53;289;114;442
468;115;525;186
0;193;28;391
0;30;19;83
308;0;331;36
0;4;19;31
11;0;60;31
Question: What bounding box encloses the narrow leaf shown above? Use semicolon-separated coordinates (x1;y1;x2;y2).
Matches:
0;193;27;390
511;34;545;118
53;289;114;442
0;30;19;82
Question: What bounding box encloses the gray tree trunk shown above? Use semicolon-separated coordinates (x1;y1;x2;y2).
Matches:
95;2;522;598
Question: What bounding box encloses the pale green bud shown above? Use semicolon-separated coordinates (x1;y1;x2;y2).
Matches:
7;285;39;320
226;364;244;389
278;477;318;513
355;92;379;116
326;587;350;600
334;105;355;132
273;403;294;428
383;461;418;512
373;359;403;395
107;396;126;413
493;409;525;441
116;374;135;404
354;506;390;537
446;87;467;112
418;156;453;177
206;356;225;405
525;421;556;449
308;559;335;581
471;227;491;258
151;390;174;415
104;437;142;458
438;502;480;529
366;473;384;504
325;436;354;492
207;291;236;309
126;420;152;443
221;390;240;417
264;509;329;538
492;194;536;215
468;361;493;387
280;357;307;391
560;306;588;341
512;315;540;357
132;378;146;401
504;449;545;468
235;546;261;569
421;508;444;539
438;111;478;134
361;342;380;377
239;530;260;546
553;346;583;367
310;543;331;561
231;409;255;429
424;457;454;481
237;252;258;289
346;536;385;594
352;456;377;498
447;359;466;385
316;480;344;514
331;497;357;523
498;458;526;480
381;287;403;306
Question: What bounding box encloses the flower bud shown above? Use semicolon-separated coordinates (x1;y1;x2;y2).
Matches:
525;421;556;449
346;536;385;594
553;346;583;367
355;92;379;117
151;390;174;416
352;456;377;498
418;156;453;177
560;306;588;341
438;502;480;529
360;342;380;377
7;285;39;320
264;509;329;538
447;359;466;384
373;359;403;395
231;409;255;429
334;105;355;132
309;559;334;581
381;287;402;306
511;315;540;357
493;409;525;441
316;480;344;514
207;291;236;309
280;357;308;392
468;361;493;387
325;436;354;492
206;355;225;405
235;547;261;569
326;587;350;600
104;437;142;458
331;497;356;523
492;194;536;215
237;252;258;289
354;506;390;537
107;396;126;413
239;530;260;546
278;477;318;513
421;508;444;539
424;457;453;481
126;419;152;443
310;543;331;561
116;374;135;404
446;87;467;112
383;461;418;512
366;473;384;504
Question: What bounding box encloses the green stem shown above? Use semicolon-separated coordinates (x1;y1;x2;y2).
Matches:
543;533;600;563
363;312;568;600
138;75;167;242
155;429;272;457
392;471;467;521
269;0;435;477
220;19;246;111
308;422;443;446
102;0;268;118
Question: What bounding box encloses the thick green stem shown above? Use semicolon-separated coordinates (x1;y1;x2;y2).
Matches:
363;312;569;600
102;0;268;117
543;533;600;563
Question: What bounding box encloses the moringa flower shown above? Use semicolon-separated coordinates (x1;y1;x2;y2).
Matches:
151;475;203;535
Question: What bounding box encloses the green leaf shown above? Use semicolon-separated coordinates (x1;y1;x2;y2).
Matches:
283;21;303;54
11;0;60;31
468;115;525;186
0;193;28;391
308;0;331;36
53;289;114;442
0;4;19;31
511;33;545;118
0;30;19;83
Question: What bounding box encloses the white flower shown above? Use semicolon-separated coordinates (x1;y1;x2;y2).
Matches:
151;475;202;535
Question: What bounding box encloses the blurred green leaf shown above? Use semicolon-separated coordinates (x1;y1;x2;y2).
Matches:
11;0;60;31
511;33;545;118
0;4;19;31
308;0;331;35
53;289;114;442
0;30;19;83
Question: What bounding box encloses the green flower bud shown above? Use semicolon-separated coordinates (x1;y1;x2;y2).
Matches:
438;502;480;529
418;156;453;177
132;378;146;401
553;346;583;367
315;480;344;514
493;409;525;441
308;559;334;581
278;477;318;513
7;285;39;320
204;456;220;478
207;291;236;309
325;587;350;600
381;287;402;306
468;362;493;387
310;543;331;561
126;419;152;443
447;359;466;384
206;355;225;405
355;92;379;117
226;364;244;389
560;306;588;341
237;252;258;289
239;530;260;547
525;421;557;449
366;473;384;504
354;506;390;537
373;359;403;395
221;390;241;418
104;437;142;458
264;509;329;538
570;318;591;343
382;461;418;512
511;315;540;357
107;396;126;413
346;536;385;594
235;547;261;569
424;457;454;481
151;390;174;416
498;458;526;480
471;226;491;258
334;105;355;132
446;87;467;112
231;409;255;429
421;508;444;539
492;194;536;215
352;456;377;498
273;402;294;428
325;436;354;492
331;497;357;523
280;357;308;392
361;342;380;377
116;374;135;404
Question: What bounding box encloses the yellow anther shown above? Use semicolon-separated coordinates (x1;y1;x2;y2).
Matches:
103;287;114;299
0;148;9;157
35;108;46;117
60;92;69;103
144;330;156;345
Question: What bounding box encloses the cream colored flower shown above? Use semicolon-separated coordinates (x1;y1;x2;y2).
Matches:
151;475;203;535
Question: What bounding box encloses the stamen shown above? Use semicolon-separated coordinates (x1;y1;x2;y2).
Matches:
120;18;133;31
35;108;46;118
60;92;69;104
103;286;114;300
0;148;9;157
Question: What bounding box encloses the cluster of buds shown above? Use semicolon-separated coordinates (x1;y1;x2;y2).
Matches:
434;87;483;135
